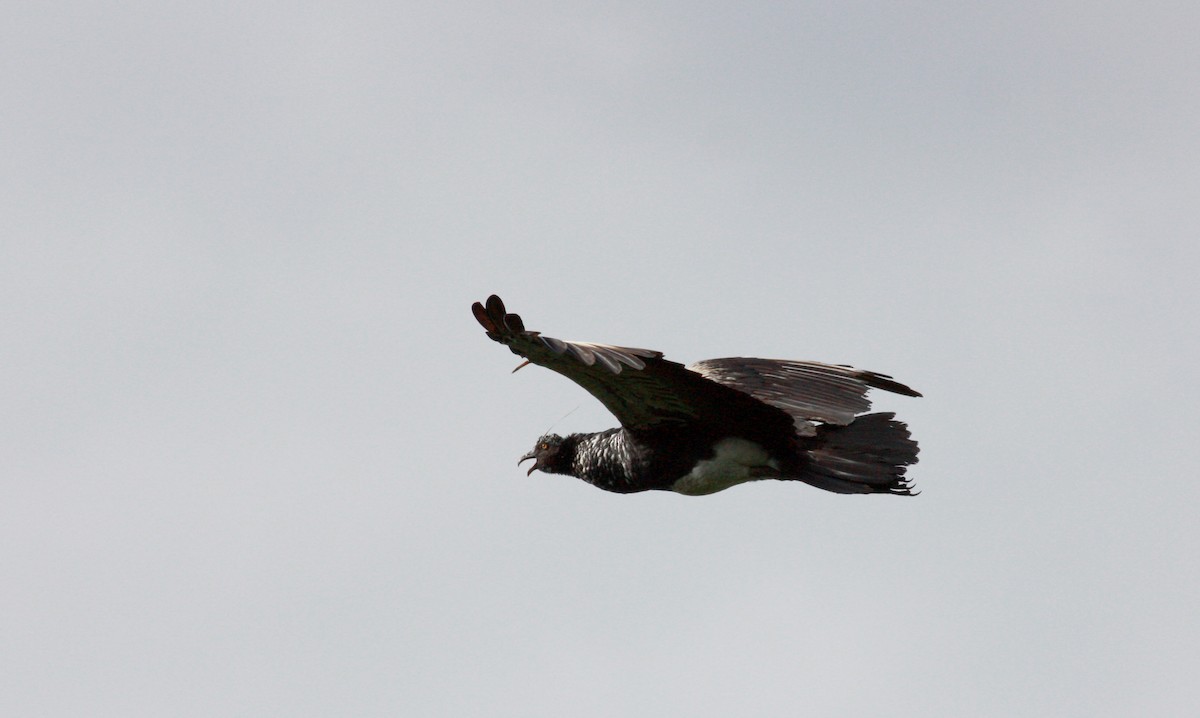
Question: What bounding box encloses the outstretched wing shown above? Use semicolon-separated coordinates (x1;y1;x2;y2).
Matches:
689;358;921;429
473;295;774;432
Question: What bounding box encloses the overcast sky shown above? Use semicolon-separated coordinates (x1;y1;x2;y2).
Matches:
3;2;1198;716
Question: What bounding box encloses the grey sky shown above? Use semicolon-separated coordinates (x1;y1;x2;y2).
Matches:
3;2;1198;715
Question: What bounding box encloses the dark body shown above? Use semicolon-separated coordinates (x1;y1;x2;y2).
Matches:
554;421;803;494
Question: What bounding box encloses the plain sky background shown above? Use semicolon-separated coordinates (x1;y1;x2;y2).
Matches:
3;2;1198;716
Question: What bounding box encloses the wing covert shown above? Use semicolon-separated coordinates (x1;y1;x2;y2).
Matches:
474;295;710;430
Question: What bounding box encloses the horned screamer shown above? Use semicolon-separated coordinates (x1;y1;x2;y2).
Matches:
473;295;920;496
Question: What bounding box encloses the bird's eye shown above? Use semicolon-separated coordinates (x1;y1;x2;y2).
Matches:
539;443;548;450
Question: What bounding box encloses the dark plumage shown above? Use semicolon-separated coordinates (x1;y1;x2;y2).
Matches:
473;295;921;496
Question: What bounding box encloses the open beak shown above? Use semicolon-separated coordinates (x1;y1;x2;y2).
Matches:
518;450;538;476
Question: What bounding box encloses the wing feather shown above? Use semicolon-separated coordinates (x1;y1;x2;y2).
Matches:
474;296;902;438
474;295;726;430
689;358;920;426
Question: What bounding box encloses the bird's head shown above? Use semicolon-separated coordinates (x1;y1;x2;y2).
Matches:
518;434;568;476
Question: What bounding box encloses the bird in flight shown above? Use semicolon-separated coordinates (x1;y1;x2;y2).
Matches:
472;295;921;496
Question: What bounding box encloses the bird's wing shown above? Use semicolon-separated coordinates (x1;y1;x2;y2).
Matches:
473;295;769;431
688;358;921;427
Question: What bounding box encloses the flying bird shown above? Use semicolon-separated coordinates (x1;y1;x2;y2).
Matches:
472;295;921;496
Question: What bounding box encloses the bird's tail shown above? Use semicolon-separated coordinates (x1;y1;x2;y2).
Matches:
800;412;919;495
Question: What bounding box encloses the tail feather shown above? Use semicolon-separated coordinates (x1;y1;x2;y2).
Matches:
801;412;919;495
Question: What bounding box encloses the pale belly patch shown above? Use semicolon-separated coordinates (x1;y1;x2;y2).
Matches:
670;438;780;496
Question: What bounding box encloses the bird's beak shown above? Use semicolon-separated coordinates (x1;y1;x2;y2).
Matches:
518;450;538;476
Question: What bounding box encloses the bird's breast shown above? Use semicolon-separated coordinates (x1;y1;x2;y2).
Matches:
669;437;780;496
